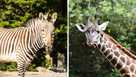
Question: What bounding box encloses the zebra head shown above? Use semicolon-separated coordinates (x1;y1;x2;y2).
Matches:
39;12;57;53
76;17;109;46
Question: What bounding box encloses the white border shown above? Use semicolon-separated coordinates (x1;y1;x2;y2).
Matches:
67;0;69;77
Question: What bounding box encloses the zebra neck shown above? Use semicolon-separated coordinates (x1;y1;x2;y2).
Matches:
30;27;44;50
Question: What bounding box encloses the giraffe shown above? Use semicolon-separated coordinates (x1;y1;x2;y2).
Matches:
76;18;136;77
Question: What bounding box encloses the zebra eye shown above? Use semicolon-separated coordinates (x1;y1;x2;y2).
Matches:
41;29;45;31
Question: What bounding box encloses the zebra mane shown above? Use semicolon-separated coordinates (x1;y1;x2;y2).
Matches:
23;18;41;27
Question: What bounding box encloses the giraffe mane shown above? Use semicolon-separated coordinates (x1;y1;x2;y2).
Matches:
102;32;136;59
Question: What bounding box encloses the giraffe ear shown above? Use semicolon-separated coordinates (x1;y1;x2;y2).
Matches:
98;21;109;31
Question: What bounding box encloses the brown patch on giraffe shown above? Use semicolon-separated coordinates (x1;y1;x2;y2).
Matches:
103;49;110;56
124;74;130;77
107;54;113;60
111;58;117;65
116;62;123;70
126;59;131;65
120;56;125;63
105;45;108;48
114;51;120;57
120;68;129;74
130;64;135;72
120;69;126;74
110;49;114;52
98;44;101;48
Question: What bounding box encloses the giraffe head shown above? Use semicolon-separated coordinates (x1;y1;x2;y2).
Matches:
76;17;109;46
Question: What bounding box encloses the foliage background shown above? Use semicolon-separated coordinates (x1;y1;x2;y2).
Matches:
70;0;136;77
0;0;67;71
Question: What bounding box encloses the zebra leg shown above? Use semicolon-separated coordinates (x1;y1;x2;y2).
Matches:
17;61;27;77
16;56;31;77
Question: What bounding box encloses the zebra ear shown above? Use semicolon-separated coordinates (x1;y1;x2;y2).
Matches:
39;13;44;20
50;12;57;23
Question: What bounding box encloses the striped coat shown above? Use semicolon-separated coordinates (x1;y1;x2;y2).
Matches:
0;12;57;77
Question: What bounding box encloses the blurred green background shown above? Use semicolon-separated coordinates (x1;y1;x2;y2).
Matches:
69;0;136;77
0;0;67;71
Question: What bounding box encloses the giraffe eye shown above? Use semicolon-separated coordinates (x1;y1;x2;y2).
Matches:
97;31;100;33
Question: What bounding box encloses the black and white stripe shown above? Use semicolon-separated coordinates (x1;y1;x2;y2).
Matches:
0;12;57;77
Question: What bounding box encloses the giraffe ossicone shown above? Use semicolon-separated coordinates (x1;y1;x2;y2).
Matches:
76;17;136;77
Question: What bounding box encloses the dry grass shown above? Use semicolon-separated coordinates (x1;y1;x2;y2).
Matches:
0;71;67;77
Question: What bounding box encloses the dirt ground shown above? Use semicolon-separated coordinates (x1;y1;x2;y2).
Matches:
0;71;67;77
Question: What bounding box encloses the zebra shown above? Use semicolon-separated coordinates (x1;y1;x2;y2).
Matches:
0;12;57;77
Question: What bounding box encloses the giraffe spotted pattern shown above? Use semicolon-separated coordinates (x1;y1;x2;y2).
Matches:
76;17;136;77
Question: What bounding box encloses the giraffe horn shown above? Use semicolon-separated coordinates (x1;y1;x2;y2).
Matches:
76;24;87;32
80;23;85;27
87;17;91;25
95;18;99;25
87;17;93;27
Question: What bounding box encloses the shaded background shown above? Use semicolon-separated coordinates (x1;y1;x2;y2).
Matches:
69;0;136;77
0;0;67;71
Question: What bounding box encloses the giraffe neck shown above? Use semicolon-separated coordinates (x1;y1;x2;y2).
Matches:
95;32;136;77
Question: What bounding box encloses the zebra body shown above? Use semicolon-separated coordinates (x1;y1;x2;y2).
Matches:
0;12;57;77
0;27;43;62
